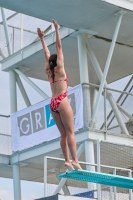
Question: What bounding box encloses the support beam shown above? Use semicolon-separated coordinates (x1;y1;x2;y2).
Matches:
77;32;89;83
77;32;95;192
0;48;6;58
90;87;96;128
9;70;21;200
90;13;123;127
107;92;129;134
62;184;70;195
0;12;37;34
97;140;101;200
77;32;91;127
117;104;133;120
8;24;37;34
16;74;31;107
1;8;12;55
14;69;49;99
53;142;85;195
13;164;21;200
85;36;129;135
85;140;96;191
12;27;15;54
20;14;23;49
9;70;17;113
0;12;18;25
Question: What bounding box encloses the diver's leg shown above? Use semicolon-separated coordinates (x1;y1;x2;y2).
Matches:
58;97;82;169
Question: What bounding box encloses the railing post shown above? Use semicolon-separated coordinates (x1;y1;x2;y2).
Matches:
128;170;132;200
44;156;47;197
113;168;117;200
97;140;101;200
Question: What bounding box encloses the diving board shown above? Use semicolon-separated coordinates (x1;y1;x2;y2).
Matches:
57;170;133;189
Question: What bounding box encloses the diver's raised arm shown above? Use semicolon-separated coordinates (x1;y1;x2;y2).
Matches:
52;19;62;49
52;19;64;69
37;28;50;73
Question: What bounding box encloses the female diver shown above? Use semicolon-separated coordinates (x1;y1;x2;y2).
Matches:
37;19;81;170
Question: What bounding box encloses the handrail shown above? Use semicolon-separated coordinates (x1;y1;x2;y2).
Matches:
0;114;10;117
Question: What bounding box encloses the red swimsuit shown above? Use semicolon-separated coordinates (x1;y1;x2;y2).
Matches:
50;76;68;112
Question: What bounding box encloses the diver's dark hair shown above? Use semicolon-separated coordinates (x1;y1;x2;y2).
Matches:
49;54;57;80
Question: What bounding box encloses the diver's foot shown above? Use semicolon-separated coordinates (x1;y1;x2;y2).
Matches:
71;160;82;170
64;162;75;171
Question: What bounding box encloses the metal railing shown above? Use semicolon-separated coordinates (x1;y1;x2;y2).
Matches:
44;156;133;200
82;75;133;135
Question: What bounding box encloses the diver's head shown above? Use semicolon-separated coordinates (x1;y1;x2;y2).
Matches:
49;54;57;70
49;54;57;80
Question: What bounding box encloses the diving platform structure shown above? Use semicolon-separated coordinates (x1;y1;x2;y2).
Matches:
0;0;133;200
57;170;133;189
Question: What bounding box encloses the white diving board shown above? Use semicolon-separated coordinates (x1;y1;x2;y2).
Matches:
57;170;133;189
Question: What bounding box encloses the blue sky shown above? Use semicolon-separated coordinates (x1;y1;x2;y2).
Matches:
0;8;132;200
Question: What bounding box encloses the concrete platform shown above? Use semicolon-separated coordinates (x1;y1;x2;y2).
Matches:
0;129;133;184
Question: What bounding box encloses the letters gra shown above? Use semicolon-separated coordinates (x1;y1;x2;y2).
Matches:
17;93;76;136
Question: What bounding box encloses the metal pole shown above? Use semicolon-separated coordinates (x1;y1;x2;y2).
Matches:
77;33;89;83
90;13;123;127
77;33;95;193
1;8;12;55
107;93;129;134
128;170;132;200
53;142;85;195
9;70;17;113
44;156;47;197
97;140;101;200
110;186;113;200
9;70;21;200
85;140;96;191
104;87;107;132
90;87;96;128
13;164;21;200
20;14;23;49
16;74;31;107
12;27;15;53
77;33;91;127
85;37;129;135
14;69;49;99
113;168;116;200
117;104;133;120
0;48;6;58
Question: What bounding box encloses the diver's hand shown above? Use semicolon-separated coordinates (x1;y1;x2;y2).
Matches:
52;19;59;30
37;28;44;40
